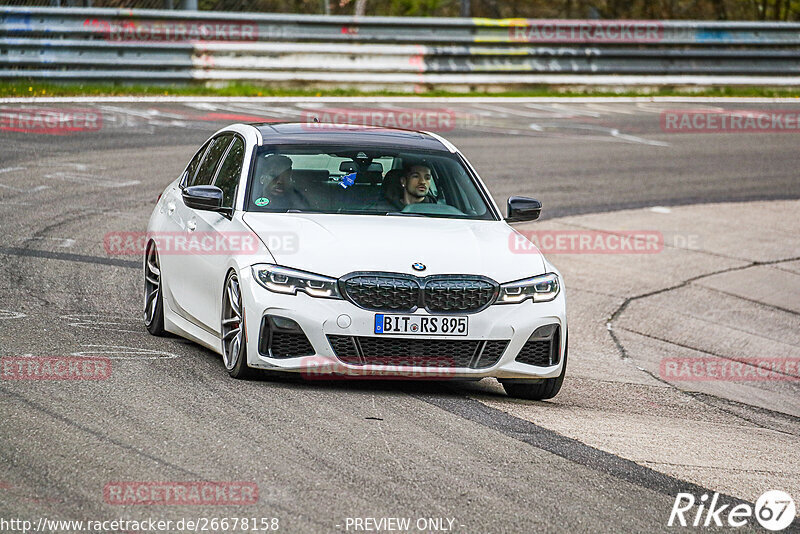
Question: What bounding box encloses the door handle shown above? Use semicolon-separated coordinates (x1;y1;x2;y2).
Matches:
167;202;176;215
187;219;197;232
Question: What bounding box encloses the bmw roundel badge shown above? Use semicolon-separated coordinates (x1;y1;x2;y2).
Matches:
412;262;426;272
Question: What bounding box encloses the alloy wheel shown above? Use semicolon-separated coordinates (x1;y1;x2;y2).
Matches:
221;273;244;370
144;244;161;326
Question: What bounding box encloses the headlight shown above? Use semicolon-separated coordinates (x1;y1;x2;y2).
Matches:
496;273;560;304
252;264;341;299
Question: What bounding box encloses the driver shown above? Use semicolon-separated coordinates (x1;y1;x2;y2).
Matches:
398;163;435;207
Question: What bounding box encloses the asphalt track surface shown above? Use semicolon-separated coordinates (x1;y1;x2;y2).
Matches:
1;100;799;533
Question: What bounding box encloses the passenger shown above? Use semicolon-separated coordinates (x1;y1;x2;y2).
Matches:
254;154;308;209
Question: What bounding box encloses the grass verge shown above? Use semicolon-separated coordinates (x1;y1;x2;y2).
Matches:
2;81;799;98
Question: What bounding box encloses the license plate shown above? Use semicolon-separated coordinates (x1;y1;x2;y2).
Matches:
374;314;468;336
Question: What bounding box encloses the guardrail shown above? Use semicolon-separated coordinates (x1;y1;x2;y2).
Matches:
2;6;800;88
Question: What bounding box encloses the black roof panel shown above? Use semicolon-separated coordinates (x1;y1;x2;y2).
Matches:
252;123;450;151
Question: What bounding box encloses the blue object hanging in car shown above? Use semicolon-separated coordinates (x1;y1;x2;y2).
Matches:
340;172;357;189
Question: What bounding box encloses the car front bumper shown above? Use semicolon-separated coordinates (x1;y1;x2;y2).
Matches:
240;267;567;380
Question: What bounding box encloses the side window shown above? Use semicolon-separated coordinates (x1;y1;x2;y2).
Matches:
181;141;210;187
190;134;233;187
214;136;245;208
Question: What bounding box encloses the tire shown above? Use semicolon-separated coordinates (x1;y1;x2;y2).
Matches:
221;271;255;379
501;332;568;401
143;242;166;336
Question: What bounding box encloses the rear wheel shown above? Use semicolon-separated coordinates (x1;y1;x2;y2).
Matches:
143;242;165;336
501;333;568;401
221;271;254;379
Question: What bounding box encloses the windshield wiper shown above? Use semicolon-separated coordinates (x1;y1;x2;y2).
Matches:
385;212;428;217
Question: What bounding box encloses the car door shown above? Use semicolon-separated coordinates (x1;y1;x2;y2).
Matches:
182;134;249;333
157;139;211;313
170;133;234;328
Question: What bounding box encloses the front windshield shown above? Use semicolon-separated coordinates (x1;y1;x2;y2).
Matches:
246;146;496;220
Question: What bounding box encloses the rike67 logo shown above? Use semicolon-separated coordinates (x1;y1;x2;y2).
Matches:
669;490;795;531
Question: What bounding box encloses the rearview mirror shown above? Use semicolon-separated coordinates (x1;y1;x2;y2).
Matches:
339;161;382;173
182;185;224;211
506;196;542;223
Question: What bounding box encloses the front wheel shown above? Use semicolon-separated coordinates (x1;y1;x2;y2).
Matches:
221;271;254;379
501;333;567;401
143;242;165;336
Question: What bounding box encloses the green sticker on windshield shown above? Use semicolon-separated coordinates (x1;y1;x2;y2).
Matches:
255;197;270;207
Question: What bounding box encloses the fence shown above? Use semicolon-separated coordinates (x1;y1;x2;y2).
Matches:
2;7;800;89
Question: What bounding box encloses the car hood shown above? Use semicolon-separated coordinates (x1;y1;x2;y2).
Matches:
242;212;546;283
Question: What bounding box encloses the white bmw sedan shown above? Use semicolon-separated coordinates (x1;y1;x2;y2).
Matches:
145;123;567;400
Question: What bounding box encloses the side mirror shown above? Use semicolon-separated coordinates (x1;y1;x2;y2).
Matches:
506;196;542;223
182;185;224;211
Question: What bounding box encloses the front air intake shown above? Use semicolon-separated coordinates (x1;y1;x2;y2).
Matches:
258;316;314;358
515;325;561;367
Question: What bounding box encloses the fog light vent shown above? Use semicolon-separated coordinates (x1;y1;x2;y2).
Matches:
259;315;314;358
515;325;560;366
